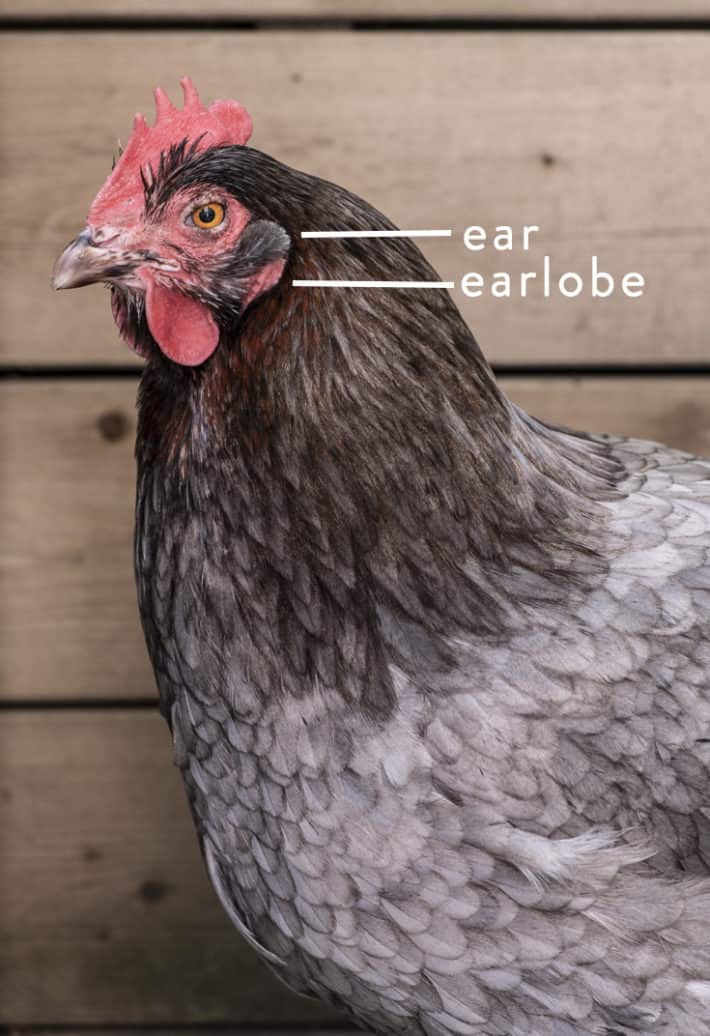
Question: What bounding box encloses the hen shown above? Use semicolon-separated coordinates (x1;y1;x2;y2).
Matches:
53;80;710;1036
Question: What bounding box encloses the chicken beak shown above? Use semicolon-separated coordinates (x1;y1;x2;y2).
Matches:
52;228;128;290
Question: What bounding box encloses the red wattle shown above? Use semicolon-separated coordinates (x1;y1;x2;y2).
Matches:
142;274;220;367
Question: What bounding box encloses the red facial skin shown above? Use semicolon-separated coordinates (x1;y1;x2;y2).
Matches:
74;80;285;366
100;188;255;365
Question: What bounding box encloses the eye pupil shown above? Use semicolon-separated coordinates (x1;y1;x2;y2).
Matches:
191;202;224;228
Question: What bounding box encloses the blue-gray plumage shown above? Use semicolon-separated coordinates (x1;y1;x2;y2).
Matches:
139;411;710;1036
53;84;710;1036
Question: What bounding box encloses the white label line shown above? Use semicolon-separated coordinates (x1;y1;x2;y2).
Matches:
292;280;455;289
300;229;452;239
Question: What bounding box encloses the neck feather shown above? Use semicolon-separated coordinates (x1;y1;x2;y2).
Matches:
135;237;621;718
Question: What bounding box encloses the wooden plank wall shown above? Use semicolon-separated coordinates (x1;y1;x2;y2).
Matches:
4;1;710;17
5;32;710;367
2;3;710;1032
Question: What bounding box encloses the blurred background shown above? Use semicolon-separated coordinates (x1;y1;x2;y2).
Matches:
2;0;710;1032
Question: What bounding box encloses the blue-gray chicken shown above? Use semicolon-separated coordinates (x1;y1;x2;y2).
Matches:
53;80;710;1036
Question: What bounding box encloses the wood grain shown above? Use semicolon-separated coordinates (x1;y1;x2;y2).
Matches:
3;375;710;703
3;1;710;16
0;381;146;702
0;708;339;1025
3;32;710;365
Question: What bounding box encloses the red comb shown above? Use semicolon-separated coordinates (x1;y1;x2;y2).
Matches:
89;77;253;225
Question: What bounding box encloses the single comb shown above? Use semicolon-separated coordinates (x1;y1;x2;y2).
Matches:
89;77;253;226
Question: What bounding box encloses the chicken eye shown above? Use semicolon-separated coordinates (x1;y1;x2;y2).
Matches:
191;202;225;229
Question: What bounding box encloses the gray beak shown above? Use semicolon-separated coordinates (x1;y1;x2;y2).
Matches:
52;228;128;290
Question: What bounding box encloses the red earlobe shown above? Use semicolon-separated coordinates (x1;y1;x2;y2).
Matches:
243;258;287;309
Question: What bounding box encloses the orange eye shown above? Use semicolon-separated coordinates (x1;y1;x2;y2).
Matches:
191;202;225;229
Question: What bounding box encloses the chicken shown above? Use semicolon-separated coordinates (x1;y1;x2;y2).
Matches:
52;79;710;1036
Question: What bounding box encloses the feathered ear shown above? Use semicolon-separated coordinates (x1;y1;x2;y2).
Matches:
89;78;253;226
236;220;291;311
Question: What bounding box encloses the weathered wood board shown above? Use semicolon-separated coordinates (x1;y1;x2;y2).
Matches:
3;1;710;16
3;32;710;365
0;381;146;702
2;375;709;703
0;708;339;1025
